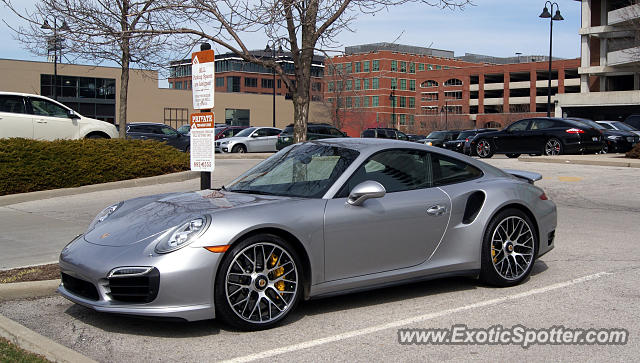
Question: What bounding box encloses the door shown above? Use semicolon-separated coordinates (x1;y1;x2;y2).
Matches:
0;95;32;138
248;128;280;151
30;97;78;140
527;118;557;152
324;149;450;281
496;119;530;152
158;125;184;149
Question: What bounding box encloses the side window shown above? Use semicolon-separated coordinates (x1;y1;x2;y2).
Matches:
0;95;26;114
268;128;281;136
506;119;530;132
397;131;408;141
255;128;268;137
530;119;555;130
362;129;374;138
308;126;320;134
338;149;433;196
431;154;483;186
30;98;68;118
329;128;344;136
161;126;178;135
222;129;234;137
599;123;613;130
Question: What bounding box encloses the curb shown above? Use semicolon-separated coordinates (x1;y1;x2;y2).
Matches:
0;313;97;363
518;155;640;168
0;280;61;302
0;171;200;207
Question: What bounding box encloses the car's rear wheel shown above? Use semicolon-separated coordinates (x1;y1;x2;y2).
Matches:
215;234;302;330
232;144;247;153
480;208;538;287
506;153;521;158
476;139;494;158
544;138;563;156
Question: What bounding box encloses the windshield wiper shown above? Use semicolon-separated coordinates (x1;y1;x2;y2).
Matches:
228;189;274;196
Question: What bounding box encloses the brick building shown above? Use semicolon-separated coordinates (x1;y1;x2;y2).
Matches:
323;43;580;136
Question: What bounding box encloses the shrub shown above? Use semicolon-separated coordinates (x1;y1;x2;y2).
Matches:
626;143;640;159
0;138;190;195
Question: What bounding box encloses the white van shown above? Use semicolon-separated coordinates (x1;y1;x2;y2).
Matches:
0;92;118;140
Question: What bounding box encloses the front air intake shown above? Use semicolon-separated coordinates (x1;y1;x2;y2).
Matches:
108;267;160;303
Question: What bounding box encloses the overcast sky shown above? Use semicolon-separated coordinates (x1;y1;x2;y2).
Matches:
1;0;582;73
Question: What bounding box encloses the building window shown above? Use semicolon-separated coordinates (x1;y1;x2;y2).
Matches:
427;64;433;70
372;78;379;90
436;65;442;70
399;96;406;108
327;97;333;104
245;77;258;87
391;60;397;72
355;62;361;73
346;63;352;74
420;80;438;88
336;64;343;75
444;78;463;86
261;78;274;89
445;105;463;114
409;114;414;126
312;82;322;91
409;79;416;91
328;81;334;92
337;80;343;91
364;96;369;107
354;97;360;108
408;97;415;108
346;96;352;108
174;81;182;89
422;106;438;115
400;79;407;90
418;63;425;71
399;114;407;126
346;79;352;91
354;79;361;90
364;79;369;90
372;95;379;106
422;92;438;101
163;107;188;129
216;77;224;87
372;60;380;71
391;78;397;90
444;91;463;100
225;108;250;126
227;76;241;92
400;61;407;72
409;63;415;73
363;61;370;72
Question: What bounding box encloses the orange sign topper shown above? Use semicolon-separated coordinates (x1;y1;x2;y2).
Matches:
190;112;215;129
192;49;215;64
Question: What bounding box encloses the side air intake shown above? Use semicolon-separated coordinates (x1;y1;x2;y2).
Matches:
463;191;485;224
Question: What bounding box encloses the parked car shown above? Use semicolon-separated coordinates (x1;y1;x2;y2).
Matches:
570;118;638;153
126;123;190;152
0;91;118;140
421;130;460;148
361;127;408;140
177;124;191;136
472;117;603;158
406;134;427;142
276;123;346;150
213;125;250;152
58;138;556;330
596;120;640;137
217;126;282;153
623;114;640;130
442;129;496;154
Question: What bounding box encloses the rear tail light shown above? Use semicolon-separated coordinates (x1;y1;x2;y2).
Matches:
539;192;548;200
565;128;584;134
465;138;469;142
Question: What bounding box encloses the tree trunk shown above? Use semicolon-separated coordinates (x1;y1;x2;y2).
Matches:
118;58;129;139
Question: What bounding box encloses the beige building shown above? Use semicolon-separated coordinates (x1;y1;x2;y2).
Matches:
0;59;330;129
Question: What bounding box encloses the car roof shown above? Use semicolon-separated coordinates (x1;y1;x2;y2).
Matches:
0;91;47;97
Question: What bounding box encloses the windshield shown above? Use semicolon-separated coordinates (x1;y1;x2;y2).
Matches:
426;131;447;139
571;119;605;130
456;131;475;140
226;143;360;198
234;127;257;137
611;121;638;131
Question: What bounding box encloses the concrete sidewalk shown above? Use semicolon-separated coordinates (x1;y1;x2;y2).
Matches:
518;153;640;168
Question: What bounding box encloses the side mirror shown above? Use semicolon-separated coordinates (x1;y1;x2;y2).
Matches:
347;180;386;206
68;110;80;119
251;133;260;138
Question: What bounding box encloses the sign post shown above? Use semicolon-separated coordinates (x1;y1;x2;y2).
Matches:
190;44;215;190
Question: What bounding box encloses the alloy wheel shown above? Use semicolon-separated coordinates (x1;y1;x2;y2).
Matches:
225;243;298;324
544;139;561;156
490;216;535;281
476;140;491;158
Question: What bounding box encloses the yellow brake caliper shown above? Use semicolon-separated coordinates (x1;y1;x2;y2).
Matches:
270;254;286;291
491;247;497;263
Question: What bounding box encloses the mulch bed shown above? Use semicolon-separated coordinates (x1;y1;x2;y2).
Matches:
0;264;60;284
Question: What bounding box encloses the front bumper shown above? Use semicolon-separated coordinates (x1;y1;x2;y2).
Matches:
58;236;223;321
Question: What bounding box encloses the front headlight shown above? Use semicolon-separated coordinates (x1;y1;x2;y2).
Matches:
426;141;433;146
284;137;291;142
88;202;123;230
154;216;210;254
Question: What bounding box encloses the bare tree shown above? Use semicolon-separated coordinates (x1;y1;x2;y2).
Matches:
2;0;190;138
145;0;470;143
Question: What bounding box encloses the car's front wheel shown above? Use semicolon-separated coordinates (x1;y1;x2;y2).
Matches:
506;153;521;158
476;139;494;158
232;144;247;153
480;208;538;287
215;234;302;330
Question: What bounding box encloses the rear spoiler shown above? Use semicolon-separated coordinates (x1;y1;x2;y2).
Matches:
503;169;542;184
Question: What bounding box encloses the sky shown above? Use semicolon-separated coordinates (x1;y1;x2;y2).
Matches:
1;0;582;76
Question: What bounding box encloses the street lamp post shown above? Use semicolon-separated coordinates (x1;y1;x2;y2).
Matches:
441;100;449;130
539;2;564;118
389;90;396;129
41;18;69;101
265;43;282;128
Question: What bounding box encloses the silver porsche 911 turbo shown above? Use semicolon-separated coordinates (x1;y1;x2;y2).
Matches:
58;138;556;330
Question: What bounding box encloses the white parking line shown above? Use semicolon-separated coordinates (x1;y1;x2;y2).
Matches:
223;272;612;363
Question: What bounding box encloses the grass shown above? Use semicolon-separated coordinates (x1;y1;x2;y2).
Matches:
0;337;50;363
0;138;190;195
0;264;60;284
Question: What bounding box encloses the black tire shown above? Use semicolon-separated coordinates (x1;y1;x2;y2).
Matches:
86;133;109;139
480;208;538;287
475;139;494;158
232;144;247;153
528;153;541;156
506;153;521;158
599;143;609;154
214;233;303;330
543;137;563;156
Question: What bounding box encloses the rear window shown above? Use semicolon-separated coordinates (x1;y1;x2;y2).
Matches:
362;129;375;138
0;95;25;114
283;126;294;134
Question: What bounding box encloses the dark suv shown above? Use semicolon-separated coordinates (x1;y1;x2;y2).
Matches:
421;130;460;148
624;115;640;130
361;127;408;140
126;123;190;152
276;123;347;150
442;129;496;154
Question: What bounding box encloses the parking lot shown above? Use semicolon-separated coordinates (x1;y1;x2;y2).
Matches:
1;156;639;362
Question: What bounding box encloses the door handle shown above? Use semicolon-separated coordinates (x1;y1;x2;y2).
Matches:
36;119;48;124
426;205;447;216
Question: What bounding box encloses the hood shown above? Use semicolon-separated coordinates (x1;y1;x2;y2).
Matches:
603;129;634;137
84;190;296;247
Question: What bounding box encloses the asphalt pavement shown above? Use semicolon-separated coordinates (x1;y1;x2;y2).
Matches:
1;156;639;362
